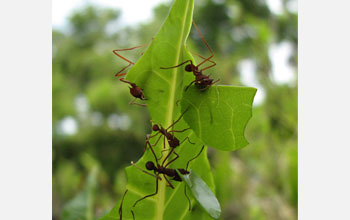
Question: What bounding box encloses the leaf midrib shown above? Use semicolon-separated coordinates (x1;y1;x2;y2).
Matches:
156;1;191;220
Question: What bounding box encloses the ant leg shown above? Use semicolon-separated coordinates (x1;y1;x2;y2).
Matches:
199;85;211;92
190;50;215;65
160;60;193;70
133;176;159;208
163;175;175;189
119;78;136;87
186;145;205;171
114;39;153;78
148;131;160;139
162;135;165;149
119;189;128;220
184;184;192;211
161;148;175;167
164;151;179;168
131;210;135;220
172;128;191;133
115;63;132;77
190;50;217;72
145;140;159;166
180;136;195;145
166;107;190;131
198;79;220;92
131;161;161;180
212;79;220;85
113;42;150;64
150;134;163;148
185;80;196;91
157;149;171;161
192;21;214;68
176;99;182;107
129;98;147;107
200;61;216;72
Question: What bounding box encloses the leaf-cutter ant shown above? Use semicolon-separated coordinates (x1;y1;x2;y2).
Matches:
113;42;151;107
160;21;219;91
131;145;205;212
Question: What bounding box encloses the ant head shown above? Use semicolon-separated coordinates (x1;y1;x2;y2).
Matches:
152;124;160;131
146;161;155;170
185;64;195;72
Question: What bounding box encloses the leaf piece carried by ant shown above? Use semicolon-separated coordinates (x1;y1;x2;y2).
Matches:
177;170;221;219
181;85;257;151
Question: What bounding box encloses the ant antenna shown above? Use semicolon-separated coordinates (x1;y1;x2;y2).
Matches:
186;145;205;171
119;189;128;220
131;161;162;180
192;21;214;68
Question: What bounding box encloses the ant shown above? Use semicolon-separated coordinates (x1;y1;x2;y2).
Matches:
113;41;151;107
160;21;219;91
145;108;194;166
118;78;146;107
131;144;205;212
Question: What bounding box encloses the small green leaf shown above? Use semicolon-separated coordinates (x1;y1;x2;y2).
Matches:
181;85;257;151
178;170;221;219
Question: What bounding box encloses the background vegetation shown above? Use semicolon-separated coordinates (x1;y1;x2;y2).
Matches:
53;0;297;219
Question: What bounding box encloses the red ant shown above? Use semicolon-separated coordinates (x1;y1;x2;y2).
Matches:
131;144;205;212
160;21;219;91
145;108;194;167
113;41;151;107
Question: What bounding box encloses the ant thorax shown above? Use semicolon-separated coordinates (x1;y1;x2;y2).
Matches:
195;73;209;79
159;127;167;135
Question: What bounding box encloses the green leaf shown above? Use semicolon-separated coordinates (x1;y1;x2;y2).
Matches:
181;85;257;151
62;166;99;220
99;0;216;219
125;0;195;124
178;170;221;219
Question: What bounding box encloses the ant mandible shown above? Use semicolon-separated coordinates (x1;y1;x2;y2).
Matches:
160;21;219;91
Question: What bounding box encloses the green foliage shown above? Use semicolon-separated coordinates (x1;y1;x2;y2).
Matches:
62;166;99;220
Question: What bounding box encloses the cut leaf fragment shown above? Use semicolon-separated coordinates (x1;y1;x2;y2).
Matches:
181;85;257;151
178;170;221;219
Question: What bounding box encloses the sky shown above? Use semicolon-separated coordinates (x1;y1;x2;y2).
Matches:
53;0;297;28
52;0;168;29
